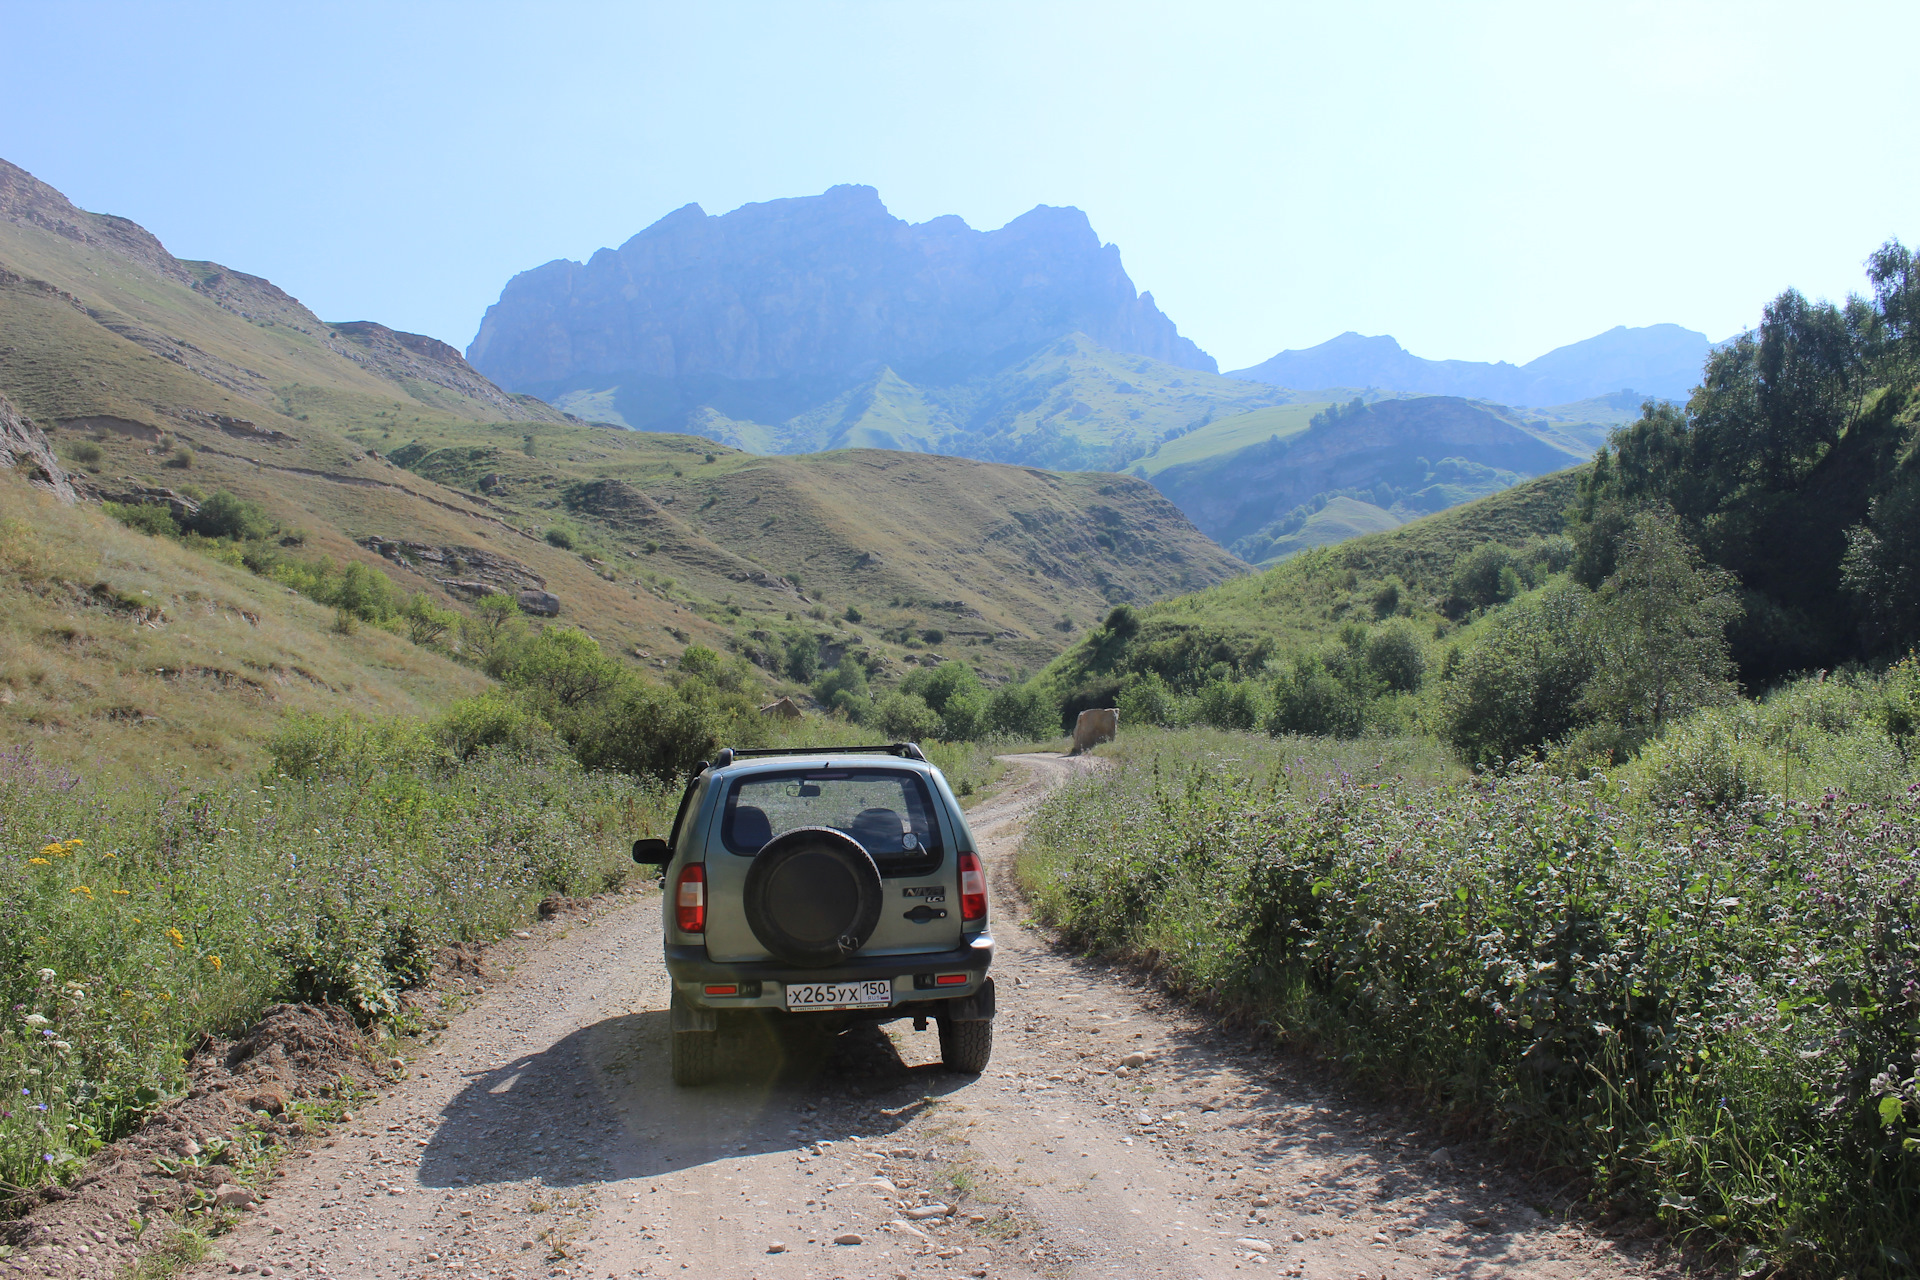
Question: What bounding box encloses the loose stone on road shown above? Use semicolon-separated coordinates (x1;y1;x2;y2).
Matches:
188;754;1664;1279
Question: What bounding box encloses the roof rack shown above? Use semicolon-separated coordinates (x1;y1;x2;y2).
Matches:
708;743;926;769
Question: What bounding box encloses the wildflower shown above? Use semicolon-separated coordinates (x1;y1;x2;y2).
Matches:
164;928;185;949
111;888;129;896
206;954;223;972
35;970;53;982
22;1014;49;1027
69;886;94;898
50;1041;70;1052
27;857;50;866
39;843;62;857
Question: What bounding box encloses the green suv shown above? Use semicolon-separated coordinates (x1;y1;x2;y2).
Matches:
633;744;996;1086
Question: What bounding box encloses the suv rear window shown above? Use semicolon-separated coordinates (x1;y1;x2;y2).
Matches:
719;768;943;876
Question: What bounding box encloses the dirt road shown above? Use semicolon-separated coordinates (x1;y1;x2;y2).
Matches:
190;755;1662;1280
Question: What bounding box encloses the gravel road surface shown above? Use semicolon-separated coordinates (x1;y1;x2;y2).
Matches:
187;754;1663;1280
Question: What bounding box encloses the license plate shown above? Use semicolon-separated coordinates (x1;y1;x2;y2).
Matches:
784;979;893;1010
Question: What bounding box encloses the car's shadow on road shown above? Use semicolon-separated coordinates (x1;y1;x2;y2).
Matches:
419;1010;974;1187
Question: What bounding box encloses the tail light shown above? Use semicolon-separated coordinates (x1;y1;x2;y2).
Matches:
958;850;987;922
675;864;707;934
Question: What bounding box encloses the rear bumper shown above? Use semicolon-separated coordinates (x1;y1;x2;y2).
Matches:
665;933;993;1017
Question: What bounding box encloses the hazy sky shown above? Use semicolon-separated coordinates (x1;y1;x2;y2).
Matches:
4;1;1913;370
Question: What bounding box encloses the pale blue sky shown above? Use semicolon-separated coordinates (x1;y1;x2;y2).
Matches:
4;1;1913;370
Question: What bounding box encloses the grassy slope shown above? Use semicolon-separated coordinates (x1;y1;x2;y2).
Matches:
1130;402;1328;476
1040;468;1584;688
381;419;1245;680
0;170;1244;773
1151;395;1589;547
0;475;489;775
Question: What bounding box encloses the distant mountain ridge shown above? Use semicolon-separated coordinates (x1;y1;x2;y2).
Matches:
468;185;1214;415
1228;324;1714;406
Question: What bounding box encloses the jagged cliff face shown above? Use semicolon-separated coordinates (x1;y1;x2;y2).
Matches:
467;185;1216;392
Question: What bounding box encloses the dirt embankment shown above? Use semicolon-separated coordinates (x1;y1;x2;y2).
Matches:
16;757;1677;1280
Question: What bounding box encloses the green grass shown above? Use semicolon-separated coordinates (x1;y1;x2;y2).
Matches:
0;739;674;1191
1017;725;1920;1278
1130;402;1327;476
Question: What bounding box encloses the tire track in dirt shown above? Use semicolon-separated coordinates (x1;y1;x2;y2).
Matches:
185;754;1671;1280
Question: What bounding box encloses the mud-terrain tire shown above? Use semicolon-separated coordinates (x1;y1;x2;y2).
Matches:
742;827;884;967
671;1024;719;1085
938;1016;994;1073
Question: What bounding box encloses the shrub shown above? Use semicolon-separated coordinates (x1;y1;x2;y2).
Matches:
184;490;275;542
874;691;942;742
1116;671;1180;729
266;711;445;781
1192;678;1265;731
1440;580;1596;764
813;658;872;723
1447;541;1520;613
430;694;559;762
987;680;1059;740
544;525;575;550
1268;654;1368;738
61;440;103;466
784;632;820;683
1363;619;1426;693
1018;732;1920;1276
163;446;193;469
844;604;863;623
102;501;179;538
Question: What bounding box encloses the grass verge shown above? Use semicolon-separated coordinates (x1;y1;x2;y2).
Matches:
1017;726;1920;1278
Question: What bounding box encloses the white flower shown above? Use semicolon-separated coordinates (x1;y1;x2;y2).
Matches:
36;969;55;983
50;1041;71;1052
22;1014;50;1027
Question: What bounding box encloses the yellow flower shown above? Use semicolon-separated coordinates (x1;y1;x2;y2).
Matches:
164;927;185;949
103;851;116;859
28;857;50;866
40;843;62;857
206;955;223;972
65;839;83;849
70;886;94;898
111;888;130;896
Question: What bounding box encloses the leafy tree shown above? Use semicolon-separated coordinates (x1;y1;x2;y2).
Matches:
1116;672;1179;729
1448;542;1521;613
1268;652;1369;738
784;632;820;683
1440;580;1596;765
185;490;275;541
1193;678;1264;731
465;592;523;660
1841;478;1920;655
987;680;1059;739
331;562;396;623
505;628;623;712
1363;619;1426;693
813;658;872;722
401;591;457;647
568;680;719;781
1579;507;1741;735
874;691;941;741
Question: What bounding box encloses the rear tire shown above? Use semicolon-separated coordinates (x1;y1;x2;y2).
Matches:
938;1016;993;1073
671;1026;719;1085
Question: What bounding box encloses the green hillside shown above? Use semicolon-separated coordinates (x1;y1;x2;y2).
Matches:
0;159;1242;773
1150;394;1587;549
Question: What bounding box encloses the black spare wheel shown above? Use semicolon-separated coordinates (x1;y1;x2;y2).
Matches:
742;826;884;967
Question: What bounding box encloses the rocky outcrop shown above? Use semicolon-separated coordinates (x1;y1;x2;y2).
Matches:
467;185;1215;395
359;538;545;592
330;322;564;423
0;392;76;502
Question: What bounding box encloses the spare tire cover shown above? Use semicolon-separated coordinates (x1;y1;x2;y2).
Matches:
742;826;884;967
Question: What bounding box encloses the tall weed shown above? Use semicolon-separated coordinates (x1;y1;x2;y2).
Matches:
1020;727;1920;1277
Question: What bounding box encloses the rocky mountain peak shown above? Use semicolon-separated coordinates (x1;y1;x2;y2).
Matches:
467;186;1215;395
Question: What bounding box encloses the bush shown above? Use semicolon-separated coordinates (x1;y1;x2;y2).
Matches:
1447;541;1520;613
874;691;942;741
1116;672;1180;729
544;525;576;550
430;694;559;762
902;662;990;740
1268;653;1368;738
567;680;720;781
1019;732;1920;1276
0;740;669;1189
784;632;820;683
61;440;102;467
102;501;179;538
1363;619;1426;693
1192;678;1265;731
185;490;275;542
813;658;872;723
1440;580;1596;764
987;680;1059;740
